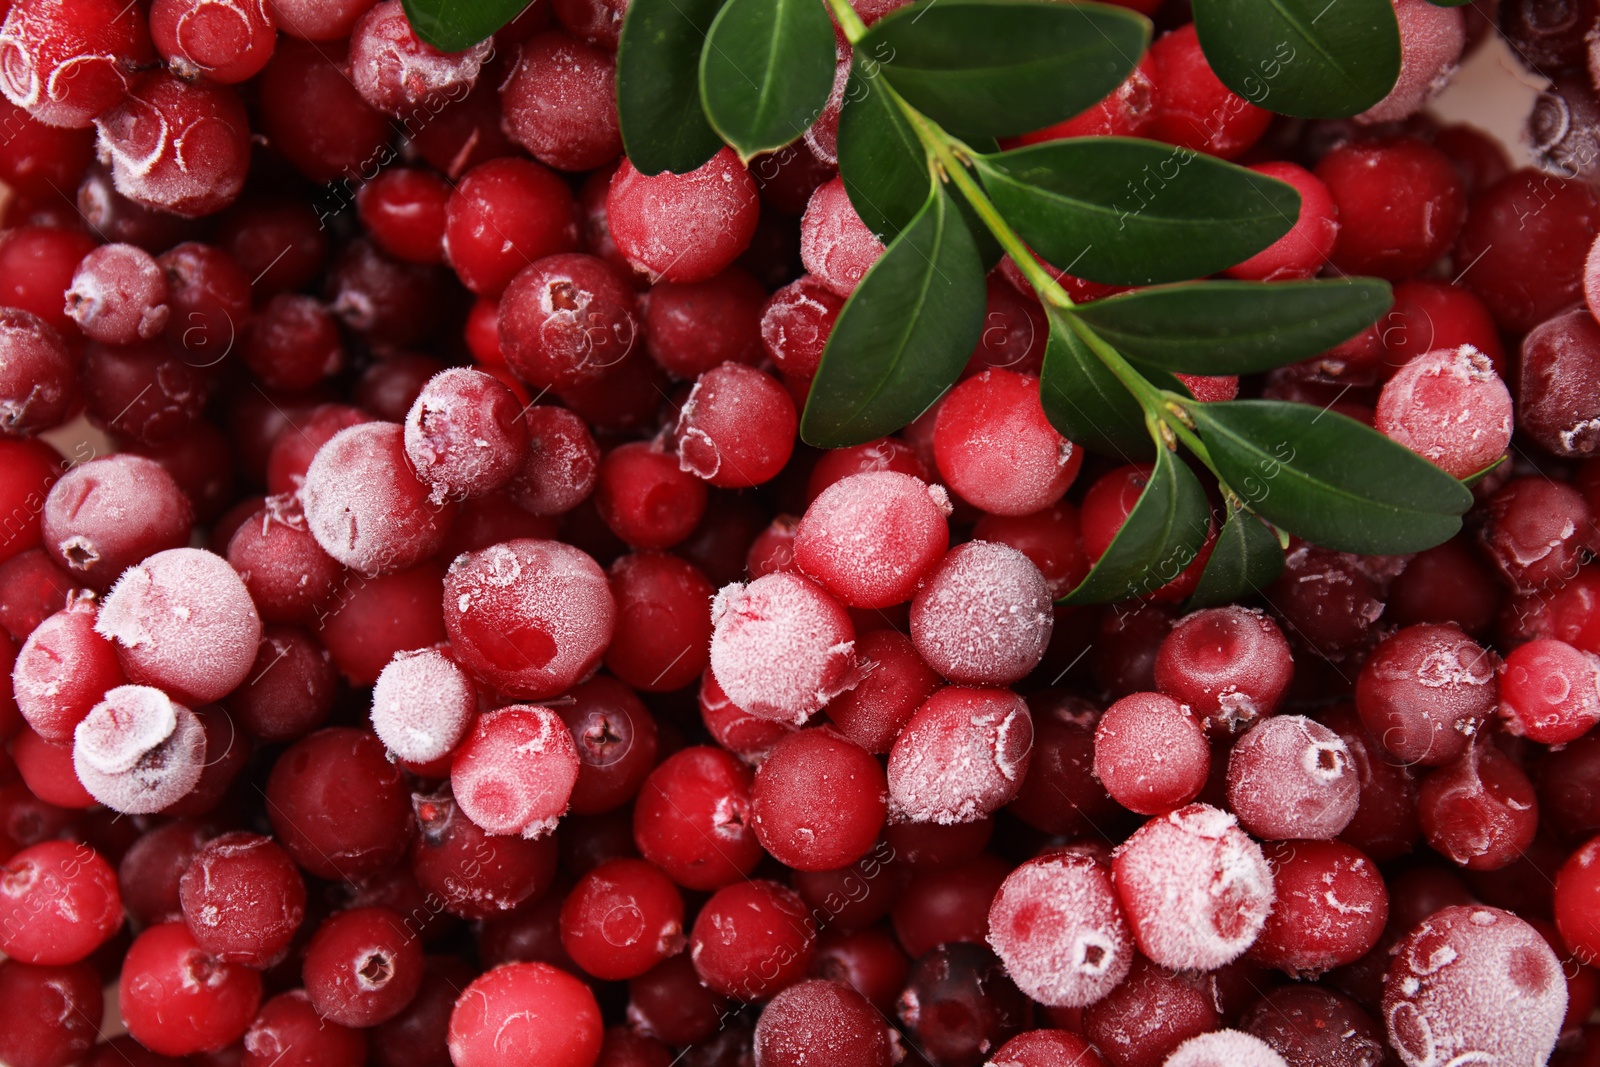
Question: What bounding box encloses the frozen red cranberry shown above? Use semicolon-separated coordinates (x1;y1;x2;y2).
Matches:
119;821;207;928
1355;623;1496;767
793;472;949;608
499;252;640;389
1380;279;1506;377
12;597;125;743
1520;307;1600;458
444;158;578;297
1499;638;1600;743
1094;691;1209;816
348;0;490;117
93;74;249;218
149;0;277;84
0;958;101;1067
70;684;206;813
0;0;151;128
962;276;1049;378
266;0;374;38
243;990;368;1067
320;561;448;686
1249;839;1387;977
371;647;475;766
558;858;684;981
158;239;251;364
1417;741;1538;871
986;851;1132;1008
673;363;795;489
450;704;580;839
178;832;304;968
911;540;1053;686
608;149;761;284
1153;607;1293;732
256;37;389;184
595;441;708;549
0;839;120;965
1163;1031;1289;1067
823;629;941;754
898;941;1030;1066
121;921;262;1055
1316;137;1465;279
507;406;599;518
754;979;895;1067
1359;0;1464;122
1384;905;1565;1067
13;727;93;809
1456;170;1600;332
710;571;858;725
64;243;168;344
1146;24;1270;159
1112;803;1274;971
807;924;908;1011
94;547;260;704
808;439;930;504
1375;345;1510;478
327;239;451;347
1008;693;1120;836
443;539;615;699
237;294;342;393
266;727;411;879
935;370;1080;516
1479;478;1595;593
1241;986;1386;1067
553;676;655;814
303;906;423;1027
265;403;373;495
888;686;1032;824
798;177;885;298
701;665;795;762
0;440;61;570
0;95;94;199
302;422;455;575
633;745;762;890
355;168;450;266
761;274;844;383
449;961;602;1067
404;368;530;505
82;340;211;447
644;268;765;379
1224;162;1339;281
751;728;886;871
604;551;713;692
1012;53;1157;145
411;788;558;921
1269;543;1388;660
1227;714;1360;840
689;878;815;1000
0;308;74;438
226;495;341;626
500;31;620;172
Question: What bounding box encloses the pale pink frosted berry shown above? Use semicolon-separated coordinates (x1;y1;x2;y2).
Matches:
887;686;1034;824
1375;345;1512;478
509;406;600;517
65;243;170;344
451;704;581;838
93;73;251;218
1358;0;1464;124
1111;803;1275;971
1226;714;1360;841
72;684;207;813
1382;905;1566;1067
347;0;492;117
793;472;951;609
404;368;531;505
987;852;1133;1008
370;647;476;765
95;547;262;705
1588;233;1600;326
800;177;886;297
1163;1030;1290;1067
910;540;1053;686
709;572;860;726
302;422;456;575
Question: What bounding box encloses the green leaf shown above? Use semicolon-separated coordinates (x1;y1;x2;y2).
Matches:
1072;278;1393;374
1189;399;1475;555
1038;307;1153;460
402;0;522;52
801;184;986;448
1063;447;1212;605
699;0;837;162
1191;0;1401;119
857;0;1150;139
1187;504;1285;608
1461;453;1507;487
975;139;1300;287
837;60;930;242
616;0;728;175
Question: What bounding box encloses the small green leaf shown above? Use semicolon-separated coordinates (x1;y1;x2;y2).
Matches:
1063;446;1212;605
801;184;986;448
616;0;728;175
975;140;1300;287
1187;504;1285;608
403;0;522;52
1189;399;1475;555
1072;278;1393;374
858;0;1150;139
1038;308;1153;460
1191;0;1401;119
1461;454;1507;487
837;60;930;242
699;0;837;162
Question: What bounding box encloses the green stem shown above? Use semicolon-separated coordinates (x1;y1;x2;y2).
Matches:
822;0;869;44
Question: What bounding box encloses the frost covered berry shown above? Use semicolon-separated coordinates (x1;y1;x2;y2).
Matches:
1375;345;1512;478
72;684;208;814
987;851;1133;1007
887;686;1033;824
709;571;859;726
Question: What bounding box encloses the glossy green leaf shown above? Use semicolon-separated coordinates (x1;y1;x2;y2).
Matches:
616;0;728;175
801;184;986;448
1063;446;1212;605
403;0;522;51
1038;308;1153;460
1072;278;1392;374
699;0;837;162
975;140;1300;287
1186;504;1285;608
837;60;930;242
1189;399;1475;555
1192;0;1401;119
857;0;1150;139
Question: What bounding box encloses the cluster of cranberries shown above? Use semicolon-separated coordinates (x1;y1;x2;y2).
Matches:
2;0;1600;1064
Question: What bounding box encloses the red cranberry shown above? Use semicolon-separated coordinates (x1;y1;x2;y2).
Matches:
179;832;304;968
450;704;580;838
1418;741;1539;870
1375;344;1512;478
1226;162;1339;281
120;922;262;1055
241;295;343;392
0;839;121;965
348;0;491;117
911;541;1053;686
1250;839;1387;976
1500;638;1600;744
760;274;844;383
1240;985;1387;1067
755;979;896;1067
1146;24;1271;159
897;942;1031;1067
644;268;766;379
1083;953;1220;1067
604;551;713;692
987;851;1133;1008
1227;714;1360;840
798;176;885;297
257;37;390;185
370;955;475;1067
93;74;250;218
0;0;152;128
690;878;815;1000
243;990;368;1067
1154;606;1293;732
500;252;640;389
412;789;557;920
500;31;621;171
1387;536;1502;635
1095;691;1209;816
13;597;124;743
445;157;579;297
0;226;97;332
1456;169;1600;332
158;240;251;367
887;686;1033;824
82;340;211;447
357;167;451;265
1316;137;1465;279
608;149;761;284
303;905;423;1027
65;243;169;345
266;727;412;879
751;728;886;871
510;406;601;517
633;745;761;890
448;962;602;1067
0;309;74;438
150;0;277;84
0;98;94;199
558;857;684;981
1355;623;1497;767
0;958;101;1067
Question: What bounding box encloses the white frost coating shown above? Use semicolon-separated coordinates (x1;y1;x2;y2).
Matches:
1162;1030;1289;1067
708;572;861;726
348;0;492;117
370;647;477;763
793;471;951;609
1382;905;1565;1067
1375;345;1512;479
451;705;581;838
0;2;135;128
1112;803;1275;971
1226;715;1360;841
910;540;1053;686
95;547;262;704
987;853;1133;1007
800;177;887;297
93;77;249;218
753;979;894;1067
73;685;206;813
1357;0;1463;124
887;687;1034;824
302;421;448;574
